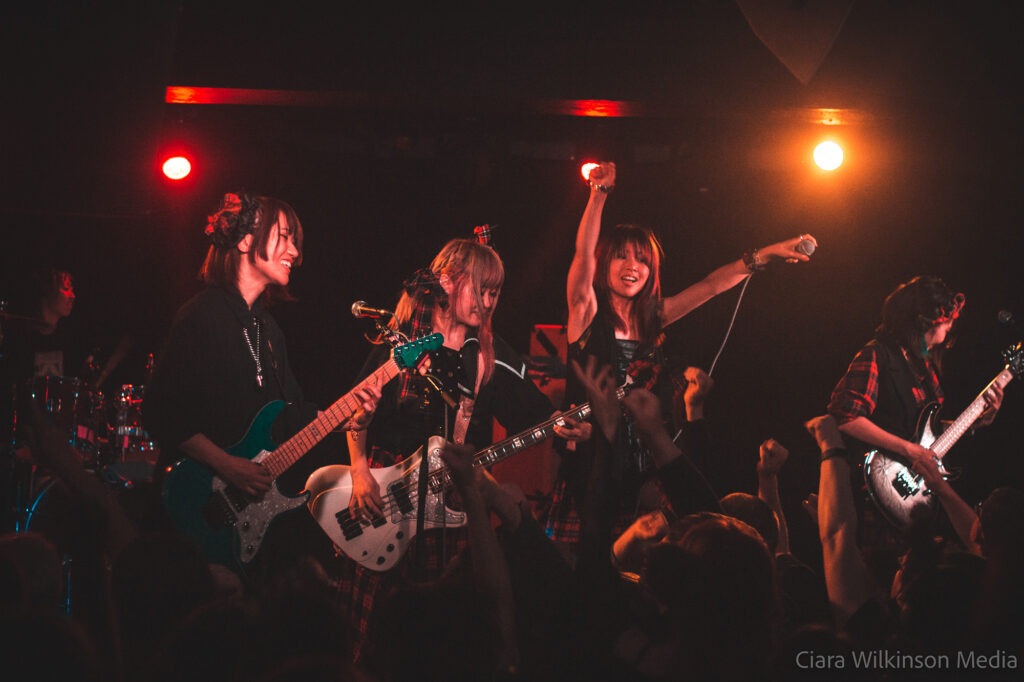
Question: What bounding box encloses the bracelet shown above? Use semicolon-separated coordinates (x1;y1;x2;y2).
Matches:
742;249;766;272
588;181;613;193
820;447;847;463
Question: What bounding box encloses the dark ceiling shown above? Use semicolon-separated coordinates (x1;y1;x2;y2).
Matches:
3;1;1023;517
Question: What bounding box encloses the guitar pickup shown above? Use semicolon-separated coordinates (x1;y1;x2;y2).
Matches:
390;481;414;515
335;508;363;540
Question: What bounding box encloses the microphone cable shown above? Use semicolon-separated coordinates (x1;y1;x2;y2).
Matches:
706;274;752;377
673;273;752;445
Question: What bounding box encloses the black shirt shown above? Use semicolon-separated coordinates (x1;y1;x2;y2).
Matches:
143;286;318;478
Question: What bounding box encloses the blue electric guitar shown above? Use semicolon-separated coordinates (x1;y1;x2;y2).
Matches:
161;333;443;569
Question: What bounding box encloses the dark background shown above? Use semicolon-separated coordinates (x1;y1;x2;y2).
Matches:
3;1;1022;555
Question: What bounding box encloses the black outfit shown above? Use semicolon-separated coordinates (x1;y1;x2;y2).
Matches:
546;314;679;564
340;330;555;659
143;286;332;578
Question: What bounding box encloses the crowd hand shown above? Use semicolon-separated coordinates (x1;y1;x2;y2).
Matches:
348;465;385;522
440;441;479;492
620;388;665;441
681;366;713;413
570;356;621;442
975;383;1004;428
802;493;819;525
341;385;382;431
900;441;935;467
910;454;947;488
803;414;844;453
758;234;817;264
586;161;616;190
757;438;789;477
612;509;670;572
218;455;273;497
552;410;592;442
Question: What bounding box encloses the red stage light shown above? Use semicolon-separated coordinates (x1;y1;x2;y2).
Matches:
162;155;192;180
581;163;599;181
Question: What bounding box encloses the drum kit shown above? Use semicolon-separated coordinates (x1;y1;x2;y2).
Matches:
5;361;162;536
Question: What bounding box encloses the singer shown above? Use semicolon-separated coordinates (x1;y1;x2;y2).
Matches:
338;237;591;663
546;161;817;571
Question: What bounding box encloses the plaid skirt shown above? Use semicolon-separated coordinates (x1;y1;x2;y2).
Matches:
336;525;468;662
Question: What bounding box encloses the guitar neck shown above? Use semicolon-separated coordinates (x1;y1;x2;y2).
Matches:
430;385;628;491
263;359;402;478
930;366;1014;459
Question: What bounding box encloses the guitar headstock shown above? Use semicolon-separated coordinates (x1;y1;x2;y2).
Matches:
1003;341;1024;378
394;333;444;370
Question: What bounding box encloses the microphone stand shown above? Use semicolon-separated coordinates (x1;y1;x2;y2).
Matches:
369;313;455;580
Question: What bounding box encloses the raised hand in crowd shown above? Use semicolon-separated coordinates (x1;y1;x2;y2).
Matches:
756;438;791;556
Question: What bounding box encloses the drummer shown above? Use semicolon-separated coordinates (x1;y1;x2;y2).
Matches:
0;264;94;462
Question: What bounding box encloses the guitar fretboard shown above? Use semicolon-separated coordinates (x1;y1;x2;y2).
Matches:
429;385;629;492
931;367;1014;459
263;359;400;478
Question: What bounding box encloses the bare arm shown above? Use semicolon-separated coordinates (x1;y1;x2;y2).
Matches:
441;442;520;675
660;235;816;328
757;439;791;556
837;416;934;464
912;456;982;555
566;163;616;343
806;415;875;631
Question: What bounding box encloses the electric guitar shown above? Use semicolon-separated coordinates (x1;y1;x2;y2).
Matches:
864;342;1022;531
306;383;631;571
161;333;443;569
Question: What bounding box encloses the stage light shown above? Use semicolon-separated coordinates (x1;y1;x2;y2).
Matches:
581;163;599;181
162;155;192;180
813;141;844;171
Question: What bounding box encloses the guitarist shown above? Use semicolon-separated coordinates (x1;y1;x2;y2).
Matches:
341;237;591;661
827;275;1003;549
143;192;379;584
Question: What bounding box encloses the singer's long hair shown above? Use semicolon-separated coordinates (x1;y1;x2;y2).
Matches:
199;194;304;305
394;239;504;384
594;223;665;347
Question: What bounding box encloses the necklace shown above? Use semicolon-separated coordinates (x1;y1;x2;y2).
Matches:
241;316;264;389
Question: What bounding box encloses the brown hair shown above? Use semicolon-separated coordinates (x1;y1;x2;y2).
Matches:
594;224;664;346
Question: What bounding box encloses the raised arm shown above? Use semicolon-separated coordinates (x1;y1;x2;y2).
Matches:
566;162;616;343
757;438;791;556
660;235;816;328
806;414;875;631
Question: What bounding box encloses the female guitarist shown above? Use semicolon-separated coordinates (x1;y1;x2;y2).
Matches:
827;275;1004;547
143;191;379;585
339;237;590;662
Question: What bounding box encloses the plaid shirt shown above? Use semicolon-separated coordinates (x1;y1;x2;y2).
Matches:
828;341;943;428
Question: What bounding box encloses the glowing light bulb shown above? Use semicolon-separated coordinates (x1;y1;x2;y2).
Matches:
813;141;844;171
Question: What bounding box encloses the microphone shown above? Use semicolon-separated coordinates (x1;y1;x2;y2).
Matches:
351;301;393;319
796;237;816;257
998;310;1016;326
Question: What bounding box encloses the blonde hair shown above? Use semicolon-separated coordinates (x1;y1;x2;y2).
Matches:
395;239;504;384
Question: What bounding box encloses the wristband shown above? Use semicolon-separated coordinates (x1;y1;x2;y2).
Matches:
820;447;848;463
588;181;613;193
742;249;766;272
